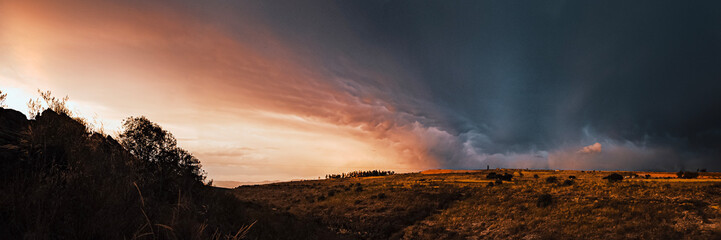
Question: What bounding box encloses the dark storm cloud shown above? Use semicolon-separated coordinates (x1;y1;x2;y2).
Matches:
199;1;721;170
329;0;721;170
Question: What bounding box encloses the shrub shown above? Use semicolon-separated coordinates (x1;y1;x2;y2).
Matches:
546;176;558;183
536;193;553;207
495;179;503;185
603;173;624;182
487;172;513;181
533;174;539;179
563;179;574;186
355;186;363;192
327;189;336;197
568;175;577;179
678;171;699;179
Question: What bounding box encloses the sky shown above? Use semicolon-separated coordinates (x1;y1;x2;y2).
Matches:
1;0;720;183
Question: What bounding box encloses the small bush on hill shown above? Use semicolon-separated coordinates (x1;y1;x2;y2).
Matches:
603;173;624;182
546;176;558;183
677;171;699;179
486;172;513;181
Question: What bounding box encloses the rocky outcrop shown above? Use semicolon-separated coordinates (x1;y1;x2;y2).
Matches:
0;108;29;163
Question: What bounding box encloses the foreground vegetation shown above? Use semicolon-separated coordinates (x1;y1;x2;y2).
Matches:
235;169;721;239
0;102;264;239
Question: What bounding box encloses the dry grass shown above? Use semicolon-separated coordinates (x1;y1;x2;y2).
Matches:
234;170;721;239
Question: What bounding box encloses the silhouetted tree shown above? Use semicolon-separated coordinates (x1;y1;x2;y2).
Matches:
119;116;205;185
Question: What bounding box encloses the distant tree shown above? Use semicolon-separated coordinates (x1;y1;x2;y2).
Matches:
533;174;539;179
119;116;205;183
700;169;707;173
0;89;7;108
325;170;394;179
568;175;577;179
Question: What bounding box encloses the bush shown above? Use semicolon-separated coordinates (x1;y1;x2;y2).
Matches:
495;179;503;185
536;193;553;207
603;173;624;182
677;171;699;179
487;172;513;181
563;179;574;186
568;175;577;179
533;174;539;179
546;176;558;183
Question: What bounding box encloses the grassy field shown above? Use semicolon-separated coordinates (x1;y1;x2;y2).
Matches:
233;169;721;239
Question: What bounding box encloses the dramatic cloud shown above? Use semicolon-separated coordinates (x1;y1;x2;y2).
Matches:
2;0;720;182
578;143;602;154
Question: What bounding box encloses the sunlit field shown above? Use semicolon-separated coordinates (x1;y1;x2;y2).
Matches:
233;170;721;239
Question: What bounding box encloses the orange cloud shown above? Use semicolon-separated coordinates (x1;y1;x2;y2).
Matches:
577;142;602;154
0;0;453;181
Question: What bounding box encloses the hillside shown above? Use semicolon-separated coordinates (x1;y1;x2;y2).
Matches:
0;107;331;239
234;169;721;239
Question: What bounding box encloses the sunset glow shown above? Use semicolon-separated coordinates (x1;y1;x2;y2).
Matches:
1;0;719;184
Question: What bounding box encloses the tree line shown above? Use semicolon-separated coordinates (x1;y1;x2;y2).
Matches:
326;170;395;179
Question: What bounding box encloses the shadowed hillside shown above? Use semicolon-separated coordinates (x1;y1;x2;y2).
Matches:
0;107;335;239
